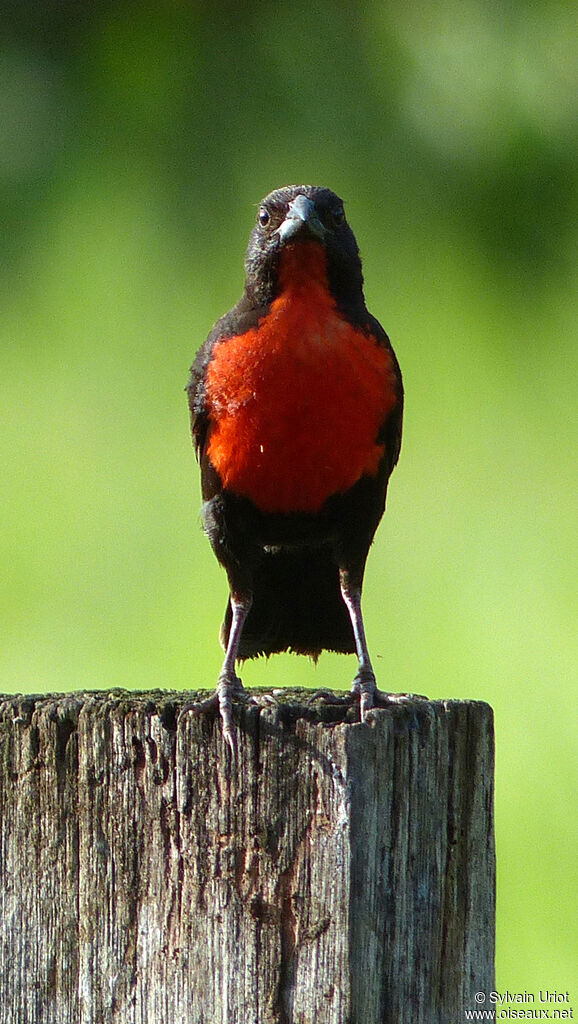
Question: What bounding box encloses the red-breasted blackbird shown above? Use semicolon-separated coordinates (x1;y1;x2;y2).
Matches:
187;185;403;752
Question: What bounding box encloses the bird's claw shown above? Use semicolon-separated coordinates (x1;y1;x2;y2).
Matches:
181;675;280;761
351;667;377;721
351;670;429;722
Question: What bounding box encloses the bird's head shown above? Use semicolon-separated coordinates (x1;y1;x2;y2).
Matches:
244;185;364;308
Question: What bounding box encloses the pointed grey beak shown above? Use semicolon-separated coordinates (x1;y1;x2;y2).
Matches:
276;195;326;244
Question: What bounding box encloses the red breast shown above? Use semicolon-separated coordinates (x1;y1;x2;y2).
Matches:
205;241;399;514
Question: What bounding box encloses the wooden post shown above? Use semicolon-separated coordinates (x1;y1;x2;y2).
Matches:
0;690;495;1024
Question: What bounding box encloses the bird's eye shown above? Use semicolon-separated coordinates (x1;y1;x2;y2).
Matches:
331;206;345;227
258;208;270;227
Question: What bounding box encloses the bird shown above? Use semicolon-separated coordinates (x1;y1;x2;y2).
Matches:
187;184;403;754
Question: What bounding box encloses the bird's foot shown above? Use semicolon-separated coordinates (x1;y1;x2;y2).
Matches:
183;675;281;759
351;667;378;721
351;671;429;721
182;671;249;759
216;670;243;758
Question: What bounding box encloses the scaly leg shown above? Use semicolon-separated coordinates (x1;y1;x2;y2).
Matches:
190;591;252;756
216;591;252;755
339;570;377;720
339;570;428;719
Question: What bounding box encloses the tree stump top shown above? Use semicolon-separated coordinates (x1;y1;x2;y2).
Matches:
0;688;495;1024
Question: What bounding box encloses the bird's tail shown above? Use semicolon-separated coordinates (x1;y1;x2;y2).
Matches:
221;546;355;659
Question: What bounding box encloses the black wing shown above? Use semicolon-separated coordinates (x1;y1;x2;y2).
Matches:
362;311;404;479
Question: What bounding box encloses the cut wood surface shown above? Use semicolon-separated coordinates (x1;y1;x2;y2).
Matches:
0;689;495;1024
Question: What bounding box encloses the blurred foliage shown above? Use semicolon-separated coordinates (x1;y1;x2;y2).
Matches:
1;0;576;1000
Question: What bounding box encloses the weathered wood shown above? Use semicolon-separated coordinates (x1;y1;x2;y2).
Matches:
0;689;495;1024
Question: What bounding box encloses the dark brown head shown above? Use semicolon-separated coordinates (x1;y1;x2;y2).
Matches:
244;185;365;310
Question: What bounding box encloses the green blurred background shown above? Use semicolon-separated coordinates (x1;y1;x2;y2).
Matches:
1;0;576;1001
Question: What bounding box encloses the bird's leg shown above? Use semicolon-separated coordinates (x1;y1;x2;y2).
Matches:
339;569;377;720
339;570;427;717
216;591;252;755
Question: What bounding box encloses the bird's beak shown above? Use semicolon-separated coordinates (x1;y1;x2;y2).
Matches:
275;195;326;244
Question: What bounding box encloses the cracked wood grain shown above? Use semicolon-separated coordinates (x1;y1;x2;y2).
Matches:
0;690;495;1024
